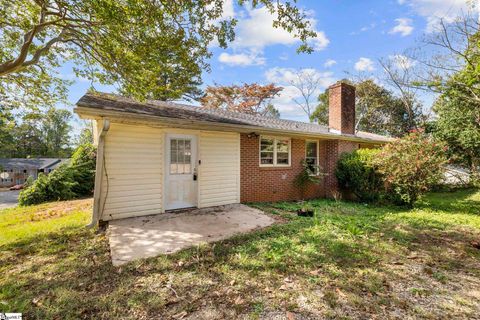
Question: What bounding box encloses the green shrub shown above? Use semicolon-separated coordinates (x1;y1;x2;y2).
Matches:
19;143;96;206
374;133;447;206
70;143;96;196
18;174;49;206
335;148;383;202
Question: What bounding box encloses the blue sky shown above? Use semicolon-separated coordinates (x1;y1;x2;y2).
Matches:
64;0;472;132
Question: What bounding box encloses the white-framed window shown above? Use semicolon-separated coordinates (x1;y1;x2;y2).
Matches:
259;136;291;167
305;140;319;173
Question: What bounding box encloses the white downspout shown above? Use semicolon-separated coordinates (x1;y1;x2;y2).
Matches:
87;119;110;228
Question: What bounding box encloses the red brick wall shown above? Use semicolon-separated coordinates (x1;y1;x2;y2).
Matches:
240;134;327;203
324;140;359;197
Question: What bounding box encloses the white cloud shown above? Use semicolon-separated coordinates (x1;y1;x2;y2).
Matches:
221;0;235;19
354;57;375;72
324;59;337;68
265;67;334;87
232;6;329;51
389;18;414;36
399;0;471;32
389;54;417;69
218;51;265;66
264;67;336;119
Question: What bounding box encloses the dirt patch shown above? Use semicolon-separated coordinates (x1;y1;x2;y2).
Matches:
31;198;93;221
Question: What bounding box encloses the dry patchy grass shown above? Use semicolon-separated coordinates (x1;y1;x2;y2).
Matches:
0;190;480;319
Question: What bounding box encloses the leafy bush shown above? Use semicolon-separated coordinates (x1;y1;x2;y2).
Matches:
19;143;96;206
294;160;326;199
374;133;447;206
335;148;383;202
70;143;96;196
18;174;49;206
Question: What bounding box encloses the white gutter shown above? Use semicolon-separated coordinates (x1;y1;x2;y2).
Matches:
87;119;110;228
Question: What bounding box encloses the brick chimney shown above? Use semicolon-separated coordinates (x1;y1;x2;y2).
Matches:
328;82;356;135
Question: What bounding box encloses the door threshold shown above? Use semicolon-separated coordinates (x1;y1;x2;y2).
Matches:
165;207;197;214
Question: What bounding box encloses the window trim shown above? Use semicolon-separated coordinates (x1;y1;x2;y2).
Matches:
259;136;291;167
305;139;319;165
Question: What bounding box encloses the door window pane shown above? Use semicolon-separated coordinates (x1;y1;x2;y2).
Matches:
170;138;192;174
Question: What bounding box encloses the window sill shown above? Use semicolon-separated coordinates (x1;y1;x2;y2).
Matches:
259;166;292;171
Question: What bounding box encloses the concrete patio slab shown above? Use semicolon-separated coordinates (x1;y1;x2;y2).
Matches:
108;204;275;266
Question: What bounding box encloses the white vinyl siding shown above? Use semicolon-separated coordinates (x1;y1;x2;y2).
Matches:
100;123;163;221
198;131;240;208
97;121;241;220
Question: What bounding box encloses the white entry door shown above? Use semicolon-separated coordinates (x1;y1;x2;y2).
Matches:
165;134;198;210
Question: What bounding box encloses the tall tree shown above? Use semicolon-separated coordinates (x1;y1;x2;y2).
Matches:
0;108;73;158
0;103;15;157
432;91;480;177
41;107;72;157
310;79;424;137
410;8;480;105
201;83;283;116
0;1;317;107
288;69;326;120
310;90;328;125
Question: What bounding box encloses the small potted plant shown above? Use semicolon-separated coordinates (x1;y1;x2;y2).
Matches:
297;203;314;217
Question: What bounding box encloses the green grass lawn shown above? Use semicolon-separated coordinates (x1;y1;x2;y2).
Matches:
1;190;480;319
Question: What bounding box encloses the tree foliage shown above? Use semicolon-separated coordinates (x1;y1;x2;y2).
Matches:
431;82;480;178
0;1;317;107
310;79;424;137
0;107;72;158
374;133;447;206
201;83;283;116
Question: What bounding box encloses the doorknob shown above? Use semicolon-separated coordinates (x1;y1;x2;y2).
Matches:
193;167;198;181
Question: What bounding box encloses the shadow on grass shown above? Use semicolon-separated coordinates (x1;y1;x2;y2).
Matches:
1;190;480;318
415;188;480;215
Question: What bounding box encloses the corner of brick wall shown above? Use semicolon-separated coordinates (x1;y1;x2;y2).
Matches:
324;140;359;198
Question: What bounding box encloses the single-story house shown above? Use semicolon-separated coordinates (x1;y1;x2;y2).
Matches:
0;158;68;187
74;82;391;225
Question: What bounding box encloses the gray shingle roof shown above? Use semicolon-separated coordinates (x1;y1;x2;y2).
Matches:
76;92;392;143
0;158;69;170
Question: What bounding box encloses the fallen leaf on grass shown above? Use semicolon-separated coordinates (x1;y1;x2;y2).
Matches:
230;279;236;286
286;311;296;320
309;269;321;276
172;311;187;319
336;288;346;298
234;296;244;305
32;297;42;306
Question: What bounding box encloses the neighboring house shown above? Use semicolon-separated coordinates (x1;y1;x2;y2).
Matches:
75;82;391;224
0;158;68;188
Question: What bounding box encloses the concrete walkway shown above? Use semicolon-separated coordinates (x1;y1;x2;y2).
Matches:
108;204;275;266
